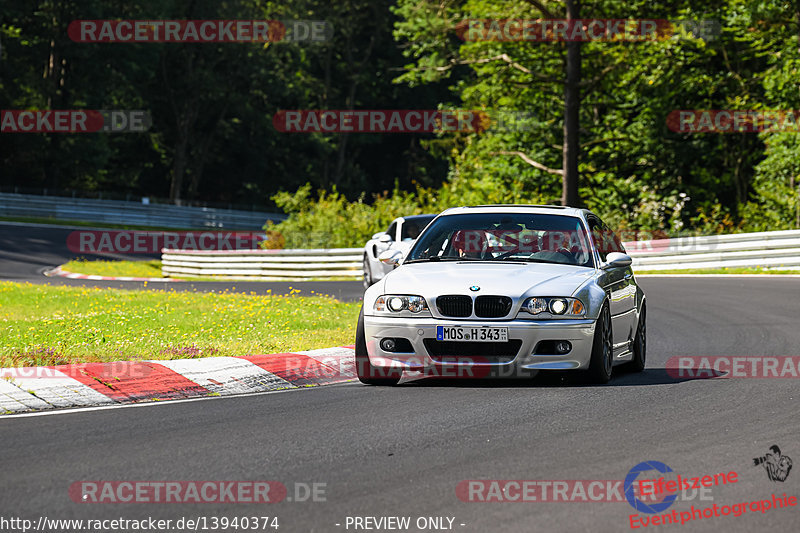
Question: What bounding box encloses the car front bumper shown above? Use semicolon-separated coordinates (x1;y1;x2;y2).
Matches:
363;315;597;376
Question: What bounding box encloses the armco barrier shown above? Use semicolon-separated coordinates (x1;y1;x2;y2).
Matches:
160;229;800;280
0;192;284;230
161;248;363;280
624;229;800;271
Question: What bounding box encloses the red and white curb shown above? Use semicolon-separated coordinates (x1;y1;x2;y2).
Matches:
44;265;182;282
0;347;356;414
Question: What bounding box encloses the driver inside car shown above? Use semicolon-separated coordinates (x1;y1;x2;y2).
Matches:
451;229;489;259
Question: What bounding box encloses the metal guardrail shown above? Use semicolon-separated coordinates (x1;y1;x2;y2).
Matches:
0;192;284;230
161;248;363;280
625;229;800;271
160;230;800;281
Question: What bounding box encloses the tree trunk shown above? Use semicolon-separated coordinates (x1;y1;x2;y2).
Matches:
170;131;188;206
162;50;199;206
562;0;581;207
188;102;229;202
45;16;65;190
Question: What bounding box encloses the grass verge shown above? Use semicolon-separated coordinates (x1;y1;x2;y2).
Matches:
0;281;360;367
635;267;800;275
61;259;164;278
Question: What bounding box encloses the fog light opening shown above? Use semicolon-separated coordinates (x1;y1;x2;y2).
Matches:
380;338;397;352
555;341;572;354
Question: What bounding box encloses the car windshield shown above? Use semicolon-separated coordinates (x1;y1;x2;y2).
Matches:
406;212;594;267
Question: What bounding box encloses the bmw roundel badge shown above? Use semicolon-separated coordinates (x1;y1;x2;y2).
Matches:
469;285;480;292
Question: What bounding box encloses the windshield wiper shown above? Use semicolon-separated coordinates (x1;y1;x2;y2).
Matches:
520;258;588;267
497;257;556;264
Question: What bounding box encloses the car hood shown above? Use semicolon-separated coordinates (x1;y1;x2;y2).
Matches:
384;261;595;299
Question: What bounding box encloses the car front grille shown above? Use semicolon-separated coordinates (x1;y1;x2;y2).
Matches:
474;295;512;318
423;339;522;361
436;295;473;317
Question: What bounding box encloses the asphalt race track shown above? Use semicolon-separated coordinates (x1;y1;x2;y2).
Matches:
1;222;799;532
0;222;364;301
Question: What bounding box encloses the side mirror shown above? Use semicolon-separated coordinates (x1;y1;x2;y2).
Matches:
378;249;403;266
601;252;632;269
378;233;393;244
371;232;386;240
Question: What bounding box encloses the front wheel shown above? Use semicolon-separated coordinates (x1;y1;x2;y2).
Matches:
586;303;613;384
355;307;402;386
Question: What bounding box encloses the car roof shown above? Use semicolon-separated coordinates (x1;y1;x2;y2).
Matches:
439;205;589;218
397;214;437;224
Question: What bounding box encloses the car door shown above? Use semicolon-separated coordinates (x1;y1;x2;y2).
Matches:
589;216;637;351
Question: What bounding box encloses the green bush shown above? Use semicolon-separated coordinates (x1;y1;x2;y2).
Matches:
263;184;432;249
265;171;790;250
263;177;551;249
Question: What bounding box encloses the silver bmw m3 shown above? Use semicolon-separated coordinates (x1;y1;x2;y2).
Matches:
355;205;646;385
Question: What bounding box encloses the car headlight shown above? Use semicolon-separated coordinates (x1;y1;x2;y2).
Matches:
523;297;548;315
550;298;567;315
374;295;429;314
520;297;585;318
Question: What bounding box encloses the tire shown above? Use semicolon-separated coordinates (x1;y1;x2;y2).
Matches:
362;255;373;290
586;303;613;384
623;305;646;373
355;307;402;386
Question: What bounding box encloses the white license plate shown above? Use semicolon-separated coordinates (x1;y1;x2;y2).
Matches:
436;326;508;342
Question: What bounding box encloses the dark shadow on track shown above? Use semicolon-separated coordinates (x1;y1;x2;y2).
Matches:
396;368;720;388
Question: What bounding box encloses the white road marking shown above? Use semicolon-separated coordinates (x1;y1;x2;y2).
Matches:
0;379;51;412
0;381;357;419
0;368;114;408
0;349;358;417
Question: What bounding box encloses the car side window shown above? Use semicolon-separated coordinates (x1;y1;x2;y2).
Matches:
601;223;626;256
589;217;625;262
385;222;397;241
587;217;607;262
401;221;422;241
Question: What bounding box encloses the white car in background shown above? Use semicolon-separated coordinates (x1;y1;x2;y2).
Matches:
363;214;436;289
